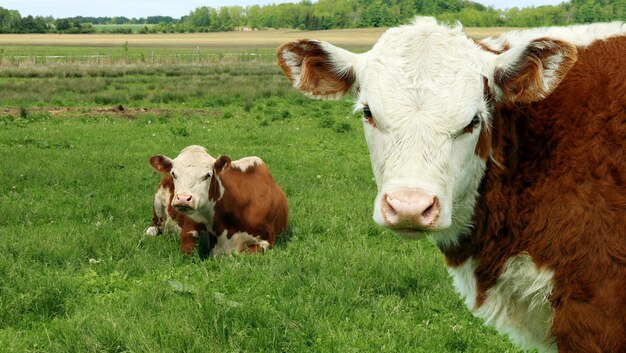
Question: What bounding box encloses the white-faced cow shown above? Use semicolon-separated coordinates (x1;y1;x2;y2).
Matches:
149;145;288;257
277;17;626;353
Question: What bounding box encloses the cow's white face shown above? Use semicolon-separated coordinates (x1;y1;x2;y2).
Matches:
278;17;577;246
150;145;217;224
357;24;491;243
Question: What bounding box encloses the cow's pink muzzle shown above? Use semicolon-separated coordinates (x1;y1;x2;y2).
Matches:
172;193;194;210
381;189;440;230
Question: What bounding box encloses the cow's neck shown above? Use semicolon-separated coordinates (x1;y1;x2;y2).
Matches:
436;102;553;304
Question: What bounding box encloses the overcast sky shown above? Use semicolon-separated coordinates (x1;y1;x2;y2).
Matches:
1;0;567;19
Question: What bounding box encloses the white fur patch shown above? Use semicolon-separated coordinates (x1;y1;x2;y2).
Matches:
146;186;172;236
448;254;557;353
481;21;626;51
153;186;170;219
231;156;264;172
145;226;159;237
211;230;269;257
280;45;306;90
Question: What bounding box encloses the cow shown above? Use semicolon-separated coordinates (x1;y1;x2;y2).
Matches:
277;17;626;353
149;145;289;257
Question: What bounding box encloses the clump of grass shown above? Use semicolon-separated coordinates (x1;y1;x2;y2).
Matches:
170;125;190;137
243;100;254;112
319;116;335;129
19;107;28;119
334;122;352;133
94;94;129;105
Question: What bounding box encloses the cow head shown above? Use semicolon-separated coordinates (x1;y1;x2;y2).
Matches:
149;145;217;224
277;17;577;246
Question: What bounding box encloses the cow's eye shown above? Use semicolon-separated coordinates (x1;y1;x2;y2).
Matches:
462;115;480;134
202;173;212;181
363;106;376;127
171;171;177;179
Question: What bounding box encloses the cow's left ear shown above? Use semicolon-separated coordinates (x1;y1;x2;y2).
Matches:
149;155;172;173
492;38;578;103
277;39;358;100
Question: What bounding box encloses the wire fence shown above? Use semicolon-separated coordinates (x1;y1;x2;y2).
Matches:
0;51;278;67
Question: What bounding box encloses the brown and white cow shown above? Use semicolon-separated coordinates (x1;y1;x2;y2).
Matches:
149;145;288;257
278;17;626;353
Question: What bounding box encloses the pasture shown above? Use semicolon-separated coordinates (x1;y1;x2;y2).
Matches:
0;29;521;352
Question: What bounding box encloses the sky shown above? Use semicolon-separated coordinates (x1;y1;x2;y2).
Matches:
1;0;567;19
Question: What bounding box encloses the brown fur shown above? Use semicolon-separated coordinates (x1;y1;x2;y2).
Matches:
148;175;205;255
205;156;289;254
443;35;626;352
475;39;511;54
475;77;495;160
277;40;355;97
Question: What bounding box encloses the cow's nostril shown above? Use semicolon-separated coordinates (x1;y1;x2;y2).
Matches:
422;203;434;218
186;195;192;202
385;196;398;216
421;197;440;226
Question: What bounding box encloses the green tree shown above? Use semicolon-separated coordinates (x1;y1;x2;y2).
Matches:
218;7;233;31
188;7;211;29
574;0;603;23
0;7;22;33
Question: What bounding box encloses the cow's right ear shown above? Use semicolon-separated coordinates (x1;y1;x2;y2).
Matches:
149;155;172;173
213;156;232;174
277;40;358;100
491;38;577;103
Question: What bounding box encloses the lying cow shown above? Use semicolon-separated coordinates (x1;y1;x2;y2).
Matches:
149;145;288;257
278;17;626;353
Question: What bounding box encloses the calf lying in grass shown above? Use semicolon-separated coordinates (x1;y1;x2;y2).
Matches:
147;145;289;257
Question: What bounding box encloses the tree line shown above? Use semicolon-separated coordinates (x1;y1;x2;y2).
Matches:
1;0;625;34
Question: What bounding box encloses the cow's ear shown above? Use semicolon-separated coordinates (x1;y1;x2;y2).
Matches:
492;38;577;104
213;156;231;174
277;39;358;100
149;155;172;173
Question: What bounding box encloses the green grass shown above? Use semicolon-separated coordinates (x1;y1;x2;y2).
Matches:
0;46;277;67
0;56;522;352
0;63;289;108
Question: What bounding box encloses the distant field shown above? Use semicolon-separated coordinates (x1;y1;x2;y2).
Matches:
0;27;514;66
0;27;511;49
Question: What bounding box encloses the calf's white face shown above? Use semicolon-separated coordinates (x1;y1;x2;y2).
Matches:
278;17;577;246
150;145;216;224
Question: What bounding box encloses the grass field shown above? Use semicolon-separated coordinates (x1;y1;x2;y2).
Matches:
0;29;523;352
